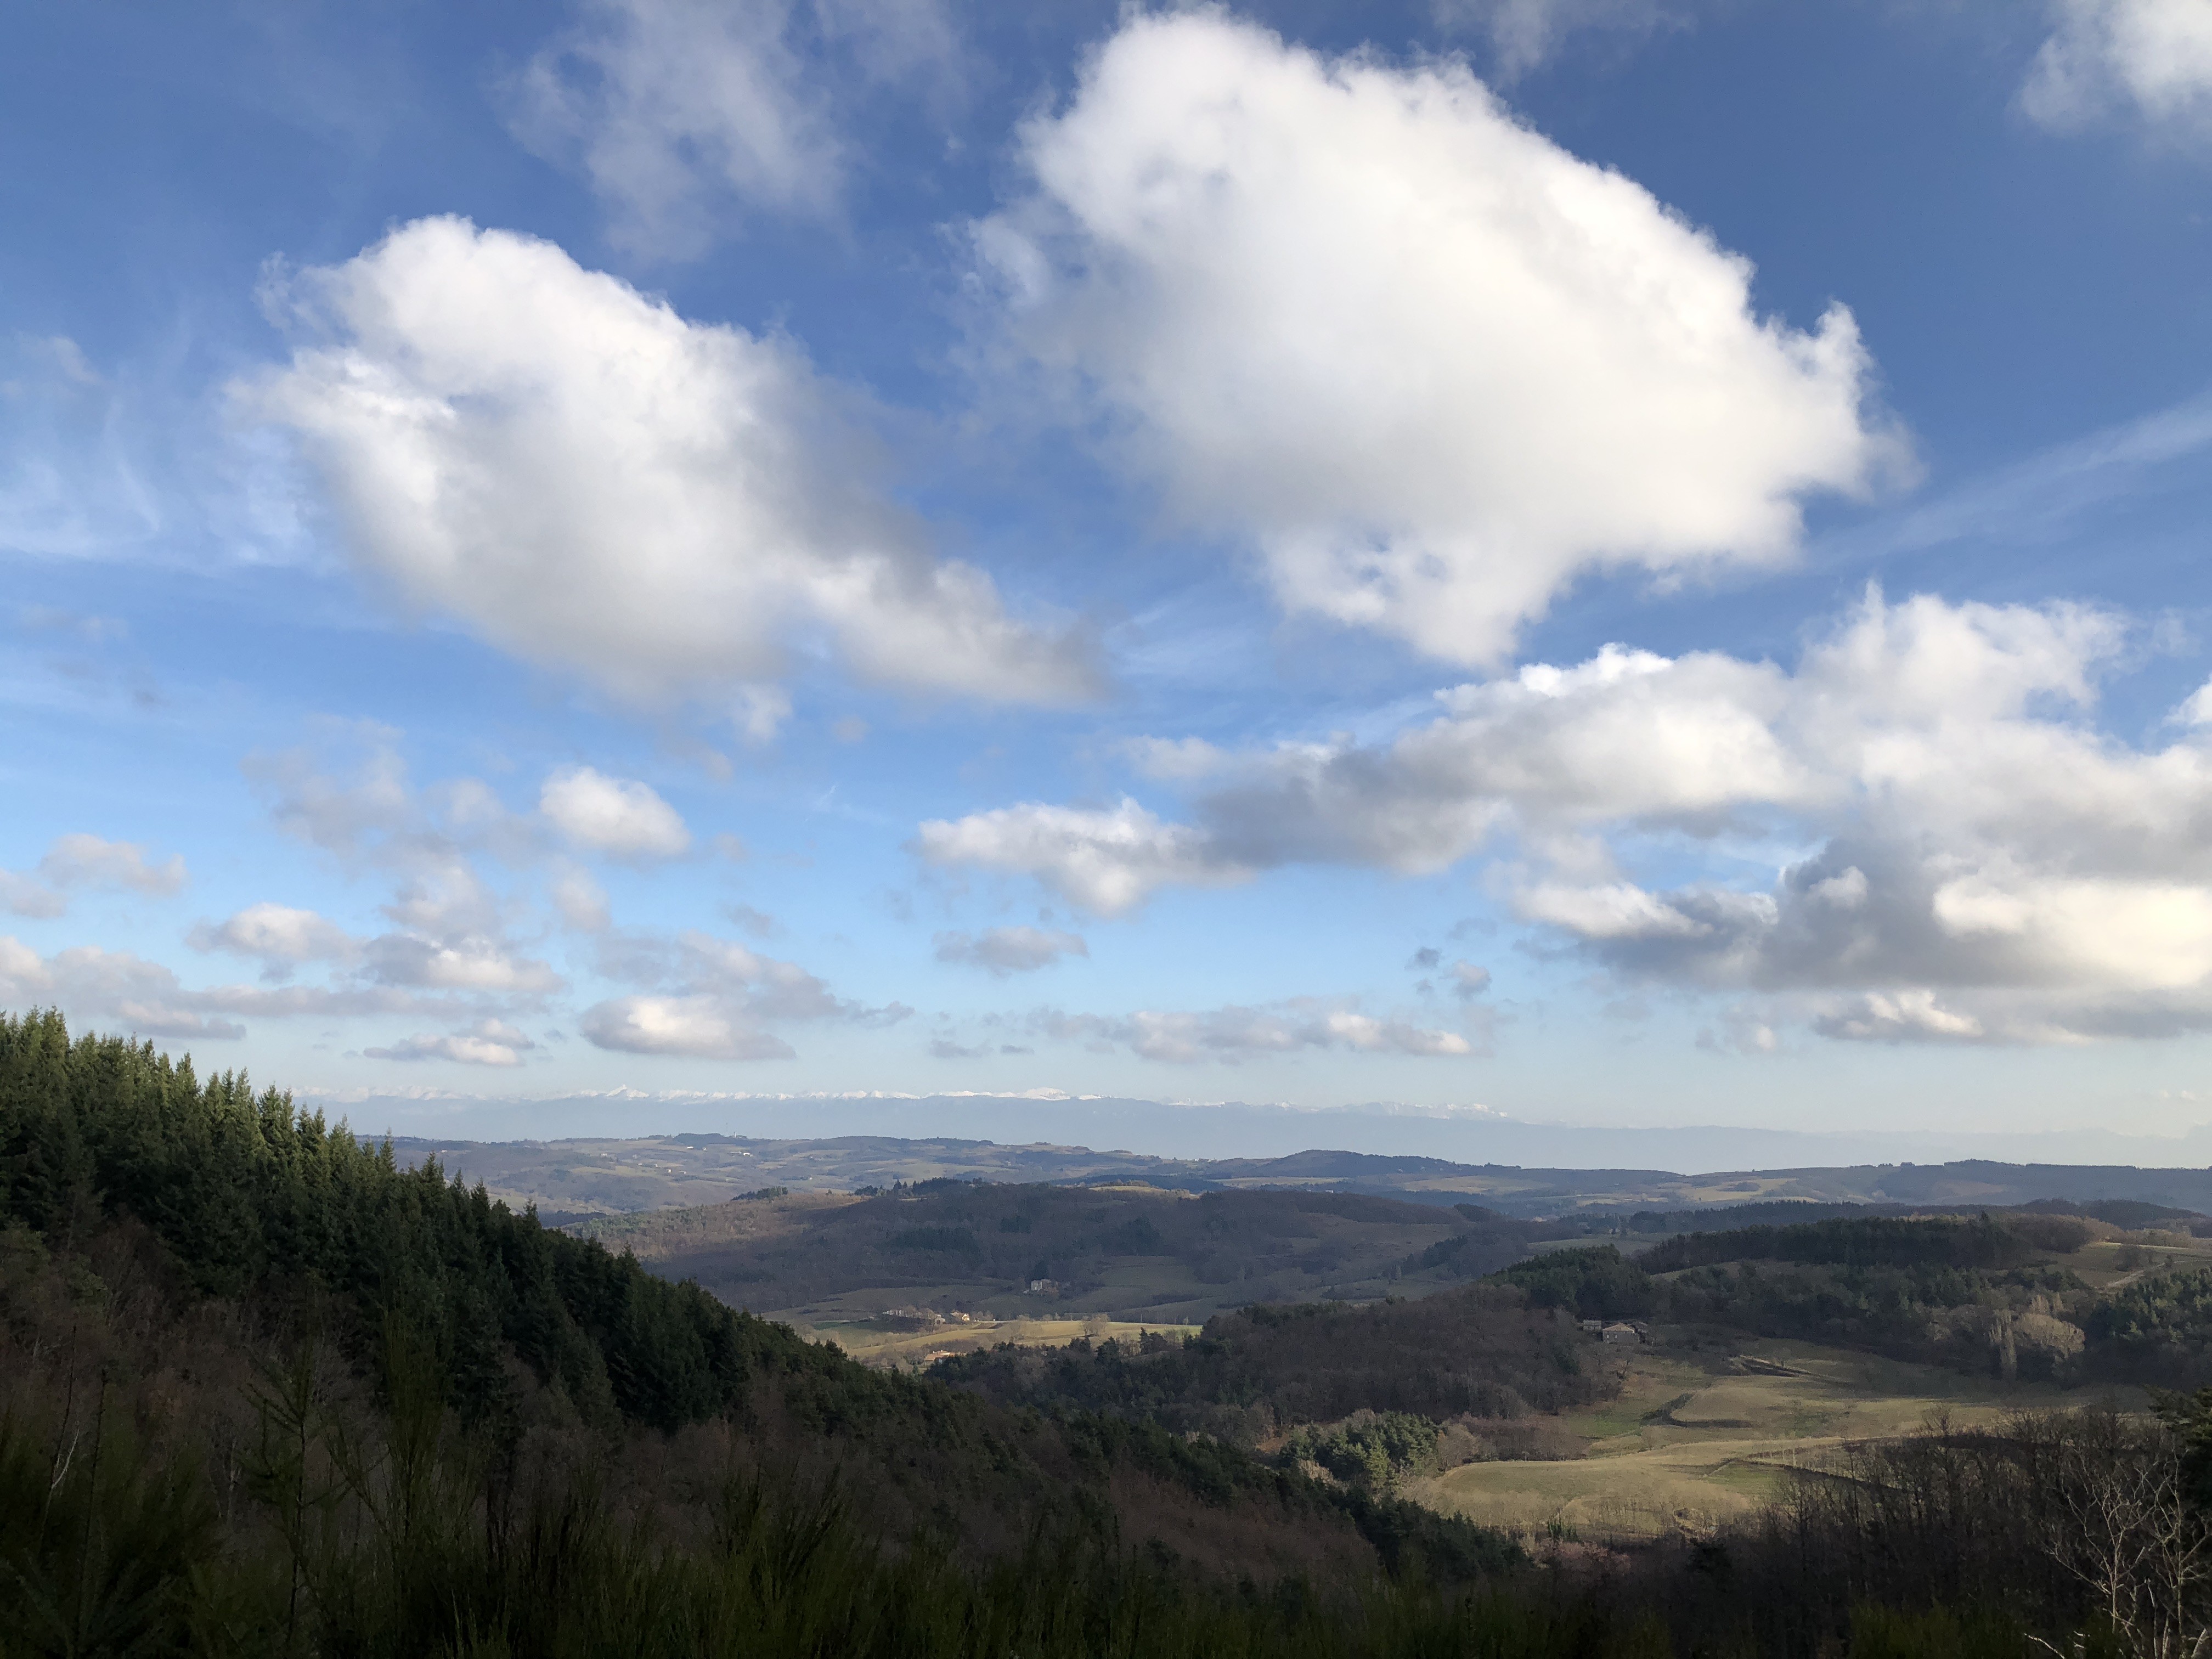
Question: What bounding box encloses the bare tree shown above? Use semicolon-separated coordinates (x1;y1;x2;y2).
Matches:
2022;1411;2212;1659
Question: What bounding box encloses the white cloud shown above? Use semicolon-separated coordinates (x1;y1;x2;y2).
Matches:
579;927;906;1059
510;0;842;255
0;936;474;1041
507;0;959;257
0;938;242;1039
540;765;691;860
2023;0;2212;137
934;925;1088;975
188;903;358;974
0;832;188;919
1812;990;1988;1046
365;1019;537;1067
1039;998;1473;1064
1121;735;1230;781
914;798;1246;916
1432;0;1680;80
935;589;2212;1044
245;728;417;862
578;995;798;1060
1516;881;1772;941
1448;961;1493;999
246;217;1097;708
361;935;562;994
0;871;64;919
975;12;1897;667
38;833;186;896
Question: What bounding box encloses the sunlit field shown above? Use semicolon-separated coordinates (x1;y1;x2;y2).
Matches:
1409;1334;2146;1543
802;1314;1205;1368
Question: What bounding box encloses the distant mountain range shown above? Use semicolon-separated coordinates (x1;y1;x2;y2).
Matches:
391;1125;2212;1221
341;1087;2212;1177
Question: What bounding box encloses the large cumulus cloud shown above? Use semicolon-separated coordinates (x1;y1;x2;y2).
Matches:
246;217;1096;716
974;11;1899;666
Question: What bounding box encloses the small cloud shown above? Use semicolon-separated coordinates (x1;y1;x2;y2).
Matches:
934;926;1089;975
1408;946;1443;970
365;1018;538;1068
832;716;869;744
724;903;781;938
578;994;797;1060
736;685;793;744
0;871;65;919
40;833;186;896
1448;961;1492;999
2021;0;2212;139
187;903;359;981
541;765;692;860
931;1038;987;1059
1121;735;1228;781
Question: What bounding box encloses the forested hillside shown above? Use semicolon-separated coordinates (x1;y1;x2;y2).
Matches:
0;1012;1514;1655
570;1180;1543;1324
1511;1215;2212;1387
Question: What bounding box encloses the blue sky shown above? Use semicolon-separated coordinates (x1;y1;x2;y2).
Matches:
7;0;2212;1154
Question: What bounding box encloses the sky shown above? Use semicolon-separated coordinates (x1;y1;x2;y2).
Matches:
6;0;2212;1159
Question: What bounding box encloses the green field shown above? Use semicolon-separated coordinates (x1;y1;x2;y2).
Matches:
1408;1334;2146;1543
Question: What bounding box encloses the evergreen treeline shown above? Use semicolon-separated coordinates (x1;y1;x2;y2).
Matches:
2;1006;903;1437
2089;1265;2212;1376
1639;1214;2090;1274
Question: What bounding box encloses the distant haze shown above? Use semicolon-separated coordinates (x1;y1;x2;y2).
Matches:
320;1090;2212;1173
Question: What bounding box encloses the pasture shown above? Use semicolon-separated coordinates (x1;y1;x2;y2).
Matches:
1409;1335;2144;1543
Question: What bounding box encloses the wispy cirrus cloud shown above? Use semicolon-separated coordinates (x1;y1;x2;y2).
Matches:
2023;0;2212;139
505;0;961;257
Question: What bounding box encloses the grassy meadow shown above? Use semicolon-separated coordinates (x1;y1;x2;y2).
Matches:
1409;1332;2145;1543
